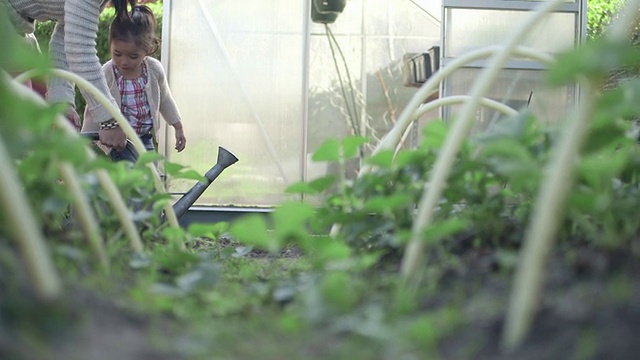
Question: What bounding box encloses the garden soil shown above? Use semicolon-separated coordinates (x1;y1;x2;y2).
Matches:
1;239;638;360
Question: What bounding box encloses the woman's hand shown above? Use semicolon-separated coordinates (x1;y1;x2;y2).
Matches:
65;107;82;131
99;125;127;151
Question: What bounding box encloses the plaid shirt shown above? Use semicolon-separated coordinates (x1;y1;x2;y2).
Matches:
114;62;153;135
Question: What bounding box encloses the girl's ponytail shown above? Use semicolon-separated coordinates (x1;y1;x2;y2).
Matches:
111;0;136;20
131;5;155;28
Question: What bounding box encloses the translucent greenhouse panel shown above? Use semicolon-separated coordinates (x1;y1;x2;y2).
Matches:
307;33;361;182
165;0;443;206
444;8;576;57
363;0;441;36
442;68;575;134
303;0;442;205
363;37;441;148
163;1;305;207
307;0;441;164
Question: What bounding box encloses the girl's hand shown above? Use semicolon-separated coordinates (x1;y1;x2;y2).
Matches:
174;129;186;152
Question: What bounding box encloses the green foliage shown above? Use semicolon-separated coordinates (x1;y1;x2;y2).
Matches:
548;40;640;86
587;0;626;40
3;2;640;359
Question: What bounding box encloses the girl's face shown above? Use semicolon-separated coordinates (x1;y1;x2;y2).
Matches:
110;39;146;78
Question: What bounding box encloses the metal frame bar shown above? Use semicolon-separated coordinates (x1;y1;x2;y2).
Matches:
441;58;549;70
301;0;311;195
160;0;173;172
443;0;580;12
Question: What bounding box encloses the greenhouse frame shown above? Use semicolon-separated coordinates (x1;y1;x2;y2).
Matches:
159;0;586;224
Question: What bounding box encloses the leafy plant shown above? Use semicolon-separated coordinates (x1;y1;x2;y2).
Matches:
2;1;640;359
587;0;626;40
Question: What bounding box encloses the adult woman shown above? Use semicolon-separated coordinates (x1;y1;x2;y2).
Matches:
0;0;133;150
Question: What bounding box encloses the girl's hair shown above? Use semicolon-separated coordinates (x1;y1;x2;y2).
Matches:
111;0;136;19
109;4;160;56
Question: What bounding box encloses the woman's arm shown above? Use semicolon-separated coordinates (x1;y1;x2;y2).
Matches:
58;0;119;124
57;0;126;150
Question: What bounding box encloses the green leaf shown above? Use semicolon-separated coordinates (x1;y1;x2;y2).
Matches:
366;150;395;168
321;271;359;310
578;151;628;188
174;169;206;182
480;138;532;161
394;149;426;168
583;119;629;155
188;222;229;238
548;40;640;86
228;214;278;252
342;136;368;159
312;236;351;263
311;136;368;162
164;161;186;176
312;139;340;162
135;151;163;166
151;246;199;271
362;194;412;212
424;218;469;243
160;227;189;248
164;161;206;182
273;202;314;241
286;175;336;194
421;120;448;150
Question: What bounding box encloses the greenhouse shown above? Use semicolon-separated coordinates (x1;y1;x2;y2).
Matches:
160;0;586;217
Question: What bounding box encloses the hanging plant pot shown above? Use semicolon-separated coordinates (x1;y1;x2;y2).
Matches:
313;0;347;13
311;0;346;24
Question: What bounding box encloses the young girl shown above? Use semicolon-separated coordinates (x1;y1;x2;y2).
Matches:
82;4;186;162
0;0;130;150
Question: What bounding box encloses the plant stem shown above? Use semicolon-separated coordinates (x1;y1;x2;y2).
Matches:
0;125;62;300
394;95;519;155
95;169;145;253
502;79;595;350
399;0;566;284
58;162;110;274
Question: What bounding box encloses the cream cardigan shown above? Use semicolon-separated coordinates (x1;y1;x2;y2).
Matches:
0;0;117;124
82;57;182;141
